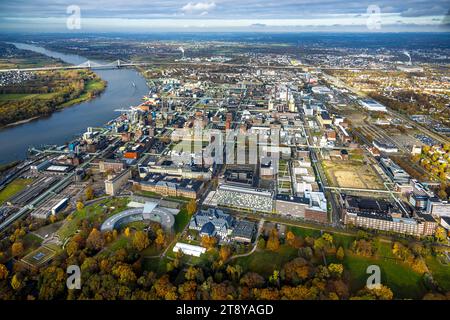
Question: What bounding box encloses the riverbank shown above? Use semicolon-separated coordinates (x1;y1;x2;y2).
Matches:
0;43;149;165
0;75;107;129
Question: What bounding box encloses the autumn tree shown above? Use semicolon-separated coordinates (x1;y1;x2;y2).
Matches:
112;263;137;284
336;246;345;260
201;235;217;249
85;185;94;201
286;231;296;247
266;229;280;251
76;201;84;211
219;245;232;262
133;231;150;251
155;229;166;248
86;228;105;251
435;226;448;243
352;285;394;300
328;263;344;278
0;264;9;280
186;199;197;216
11;242;24;257
282;258;310;285
11;274;23;291
240;272;265;289
185;266;204;282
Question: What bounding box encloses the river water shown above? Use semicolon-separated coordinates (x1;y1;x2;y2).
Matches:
0;43;149;165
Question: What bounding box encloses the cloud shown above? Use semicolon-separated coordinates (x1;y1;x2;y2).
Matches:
401;6;446;17
181;2;216;15
250;23;266;27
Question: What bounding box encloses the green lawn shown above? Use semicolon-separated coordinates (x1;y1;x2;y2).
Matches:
0;178;33;205
233;245;299;277
340;252;426;299
327;241;427;299
174;207;190;233
0;93;58;102
57;197;129;241
22;232;44;255
288;226;321;239
142;257;169;275
426;256;450;292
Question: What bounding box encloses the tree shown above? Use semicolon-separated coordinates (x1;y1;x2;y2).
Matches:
133;231;150;251
85;185;94;200
11;242;24;257
124;227;131;238
186;199;197;216
257;238;266;249
0;264;9;280
86;228;105;251
336;246;345;260
112;263;137;284
201;235;217;249
76;201;84;211
155;229;165;248
286;231;296;247
266;229;280;251
282;258;310;284
435;226;448;243
438;189;448;200
219;245;232;262
352;285;394;300
185;266;203;282
328;263;344;278
240;272;265;288
11;274;22;291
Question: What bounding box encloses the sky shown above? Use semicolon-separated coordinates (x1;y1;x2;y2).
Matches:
0;0;449;32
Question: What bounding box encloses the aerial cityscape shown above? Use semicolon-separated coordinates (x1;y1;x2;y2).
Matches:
0;0;449;307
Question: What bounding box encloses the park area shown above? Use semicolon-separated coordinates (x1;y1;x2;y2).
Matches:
56;197;130;241
322;160;385;190
231;224;445;299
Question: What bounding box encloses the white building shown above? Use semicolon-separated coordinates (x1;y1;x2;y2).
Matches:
173;242;206;257
360;99;387;112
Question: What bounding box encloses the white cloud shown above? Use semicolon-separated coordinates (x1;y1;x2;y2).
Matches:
181;2;216;15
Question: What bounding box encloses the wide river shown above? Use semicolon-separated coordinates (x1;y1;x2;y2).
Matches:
0;43;149;165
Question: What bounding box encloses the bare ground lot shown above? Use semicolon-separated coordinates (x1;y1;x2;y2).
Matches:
322;160;385;190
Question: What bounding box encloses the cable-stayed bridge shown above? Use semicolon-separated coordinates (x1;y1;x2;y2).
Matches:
0;59;145;73
0;59;308;73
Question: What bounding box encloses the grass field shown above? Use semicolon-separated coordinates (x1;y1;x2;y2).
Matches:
57;197;129;241
233;245;299;277
142;257;169;275
338;252;426;299
425;256;450;292
0;178;33;205
174;207;190;234
59;79;106;108
0;93;58;102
